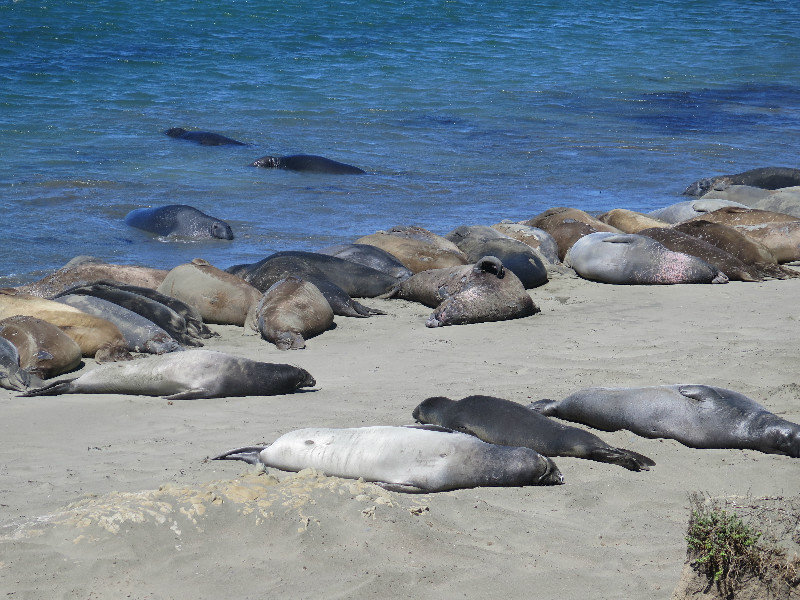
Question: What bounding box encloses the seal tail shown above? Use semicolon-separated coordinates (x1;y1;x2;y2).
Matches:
212;446;267;465
19;378;77;397
587;448;656;472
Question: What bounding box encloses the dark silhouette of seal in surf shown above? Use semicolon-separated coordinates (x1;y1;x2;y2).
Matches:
165;127;246;146
250;154;365;174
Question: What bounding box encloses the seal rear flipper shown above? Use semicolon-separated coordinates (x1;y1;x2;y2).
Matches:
19;378;77;397
528;399;559;416
352;300;386;317
375;481;428;493
164;388;211;400
586;447;656;472
212;446;267;465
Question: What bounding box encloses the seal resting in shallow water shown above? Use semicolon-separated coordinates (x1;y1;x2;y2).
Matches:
250;154;364;174
412;395;655;472
213;425;564;492
531;384;800;457
22;349;316;400
125;205;234;240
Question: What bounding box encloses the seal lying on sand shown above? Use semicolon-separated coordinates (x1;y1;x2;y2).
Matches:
683;166;800;197
125;205;234;240
0;337;40;392
165;127;246;146
412;395;655;472
0;315;82;379
646;199;747;224
22;350;316;400
318;244;413;281
213;425;564;492
355;227;468;273
250;154;365;174
531;385;800;457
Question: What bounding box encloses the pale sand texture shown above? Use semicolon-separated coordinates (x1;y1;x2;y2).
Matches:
1;271;799;599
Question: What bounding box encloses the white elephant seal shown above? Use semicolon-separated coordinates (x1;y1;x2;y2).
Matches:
213;425;564;493
530;385;800;457
21;349;316;400
565;232;728;285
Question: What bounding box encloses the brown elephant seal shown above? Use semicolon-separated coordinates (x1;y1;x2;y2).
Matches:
388;256;539;327
413;395;655;471
686;207;800;263
245;277;334;350
214;425;564;492
565;232;728;285
490;222;561;264
0;290;130;360
16;256;168;298
165;127;246;146
636;227;760;282
524;207;621;233
597;209;671;233
317;243;413;281
0;316;82;379
157;259;262;326
647;199;748;224
22;349;316;400
683;166;800;197
531;385;800;457
250;154;365;174
356;229;468;273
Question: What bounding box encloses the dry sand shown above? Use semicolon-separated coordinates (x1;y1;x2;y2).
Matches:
1;270;799;599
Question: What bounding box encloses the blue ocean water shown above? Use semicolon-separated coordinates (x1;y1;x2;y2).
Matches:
2;0;799;284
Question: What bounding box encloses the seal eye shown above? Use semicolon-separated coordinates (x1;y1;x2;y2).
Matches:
304;439;314;446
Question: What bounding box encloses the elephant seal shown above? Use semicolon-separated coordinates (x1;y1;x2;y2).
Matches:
0;337;39;391
412;395;655;471
22;349;316;400
683;167;800;197
355;230;469;273
703;185;800;220
444;226;548;288
388;256;539;327
16;256;168;299
646;199;748;224
165;127;246;146
227;253;386;318
0;315;82;379
636;227;760;282
157;259;262;326
213;425;564;492
250;154;365;174
531;385;800;457
55;294;182;354
597;209;671;233
0;290;130;360
317;243;413;281
245;277;334;350
124;205;234;240
490;222;561;264
524;207;621;234
565;232;728;285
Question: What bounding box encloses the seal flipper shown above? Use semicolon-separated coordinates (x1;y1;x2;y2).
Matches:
212;446;267;465
375;482;428;493
528;399;559;416
586;447;656;472
352;300;386;317
164;388;212;400
19;378;78;397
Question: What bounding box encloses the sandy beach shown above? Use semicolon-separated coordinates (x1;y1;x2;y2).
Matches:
1;269;799;599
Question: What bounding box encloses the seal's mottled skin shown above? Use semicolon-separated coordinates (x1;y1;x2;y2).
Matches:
250;154;364;174
214;425;564;492
531;384;800;457
125;205;234;240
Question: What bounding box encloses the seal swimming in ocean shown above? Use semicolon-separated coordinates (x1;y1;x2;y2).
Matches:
124;205;234;240
165;127;246;146
412;395;655;472
530;385;800;457
22;349;316;400
250;154;365;174
213;425;564;492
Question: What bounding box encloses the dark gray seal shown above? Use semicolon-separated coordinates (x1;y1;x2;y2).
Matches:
213;425;564;492
531;384;800;457
124;205;234;240
683;167;800;197
165;127;246;146
412;395;655;471
318;243;413;281
22;349;316;400
0;336;40;392
250;154;365;174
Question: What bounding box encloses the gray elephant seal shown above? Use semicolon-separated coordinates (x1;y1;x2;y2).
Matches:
683;167;800;197
213;425;564;492
531;384;800;457
125;205;234;240
0;337;40;392
165;127;246;146
565;232;729;285
412;395;655;471
22;349;316;400
318;243;413;281
646;199;747;224
250;154;365;174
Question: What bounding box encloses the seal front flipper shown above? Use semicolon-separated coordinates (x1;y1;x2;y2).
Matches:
19;378;78;397
375;482;428;493
212;446;267;465
164;388;212;400
528;399;559;416
586;447;656;472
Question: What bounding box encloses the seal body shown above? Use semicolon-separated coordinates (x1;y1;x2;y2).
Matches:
683;167;800;197
490;223;561;264
597;209;671;233
355;230;469;273
0;315;82;379
250;154;364;174
214;425;564;492
531;385;800;457
646;199;747;224
565;232;728;285
412;395;655;471
318;243;413;281
22;350;316;400
246;277;334;350
0;336;37;391
125;205;234;240
165;127;245;146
